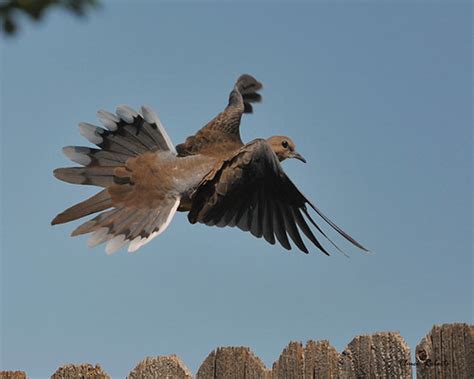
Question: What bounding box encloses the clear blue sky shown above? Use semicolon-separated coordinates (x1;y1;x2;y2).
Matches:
1;1;472;378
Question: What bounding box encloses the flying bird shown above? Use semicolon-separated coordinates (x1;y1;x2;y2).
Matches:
52;74;368;255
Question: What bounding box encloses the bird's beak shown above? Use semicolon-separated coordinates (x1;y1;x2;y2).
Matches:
291;152;306;163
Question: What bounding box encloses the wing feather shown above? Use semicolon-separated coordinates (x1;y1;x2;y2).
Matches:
176;74;263;156
249;190;264;238
189;139;368;255
271;200;291;250
279;202;308;254
293;208;330;256
261;191;276;245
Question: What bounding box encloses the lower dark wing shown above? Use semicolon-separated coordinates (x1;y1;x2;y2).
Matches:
188;139;368;255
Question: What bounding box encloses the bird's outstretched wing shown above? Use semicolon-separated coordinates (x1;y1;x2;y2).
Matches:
188;139;368;255
176;74;263;157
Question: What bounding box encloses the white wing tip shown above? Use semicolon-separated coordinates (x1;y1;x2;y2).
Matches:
78;122;103;145
140;105;158;124
82;199;181;255
128;237;144;253
88;227;110;248
97;109;119;131
116;104;138;124
140;105;177;154
105;234;127;255
62;146;91;166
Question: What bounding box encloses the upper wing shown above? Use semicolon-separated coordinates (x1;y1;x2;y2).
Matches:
176;74;263;157
188;139;368;255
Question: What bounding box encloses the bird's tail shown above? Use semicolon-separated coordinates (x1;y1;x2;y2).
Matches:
53;105;175;189
68;195;180;254
52;189;113;226
234;74;263;113
52;105;179;253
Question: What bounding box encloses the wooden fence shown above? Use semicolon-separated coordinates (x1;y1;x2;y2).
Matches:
1;323;472;378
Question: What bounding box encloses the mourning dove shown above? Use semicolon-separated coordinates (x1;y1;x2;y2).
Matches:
52;74;368;255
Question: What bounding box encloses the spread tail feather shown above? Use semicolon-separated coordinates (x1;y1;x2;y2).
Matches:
54;105;176;187
53;166;117;187
52;105;179;253
70;197;180;254
51;189;113;225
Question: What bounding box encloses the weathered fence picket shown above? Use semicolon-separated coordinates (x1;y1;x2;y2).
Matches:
415;323;474;379
1;323;472;379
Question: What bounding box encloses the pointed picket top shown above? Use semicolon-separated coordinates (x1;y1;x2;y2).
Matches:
50;363;110;379
127;355;192;379
197;346;270;379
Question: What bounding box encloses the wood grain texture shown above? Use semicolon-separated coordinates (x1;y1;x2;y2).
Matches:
0;372;27;379
6;324;473;378
50;363;110;379
126;355;192;379
272;341;304;378
416;323;474;379
273;340;341;379
304;340;340;379
339;331;412;379
196;346;269;379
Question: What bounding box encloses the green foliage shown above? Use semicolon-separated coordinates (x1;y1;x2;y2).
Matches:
0;0;100;35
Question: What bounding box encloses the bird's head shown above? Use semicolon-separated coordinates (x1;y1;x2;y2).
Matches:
266;136;306;163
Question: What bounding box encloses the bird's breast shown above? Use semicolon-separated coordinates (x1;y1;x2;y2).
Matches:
167;154;219;209
142;151;221;212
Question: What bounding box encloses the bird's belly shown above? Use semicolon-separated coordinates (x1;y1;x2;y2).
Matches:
167;154;218;211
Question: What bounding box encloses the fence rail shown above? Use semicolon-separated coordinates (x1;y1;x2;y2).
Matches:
1;323;472;379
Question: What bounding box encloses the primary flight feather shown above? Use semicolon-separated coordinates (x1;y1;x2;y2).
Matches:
52;74;368;255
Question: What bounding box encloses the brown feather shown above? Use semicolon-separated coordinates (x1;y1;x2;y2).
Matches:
176;74;262;157
54;166;117;187
52;189;113;225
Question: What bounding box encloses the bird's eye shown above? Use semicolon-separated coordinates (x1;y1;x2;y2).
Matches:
281;140;289;148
